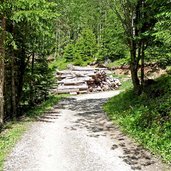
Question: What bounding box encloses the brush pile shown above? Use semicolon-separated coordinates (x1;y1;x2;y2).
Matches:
55;66;121;94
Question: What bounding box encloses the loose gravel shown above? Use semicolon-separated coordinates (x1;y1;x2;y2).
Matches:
4;91;170;171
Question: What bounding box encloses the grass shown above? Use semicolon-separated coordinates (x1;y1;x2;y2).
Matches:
114;74;133;91
49;56;94;71
0;122;29;170
106;57;129;68
112;73;132;91
104;74;171;164
49;57;71;70
0;95;66;170
120;78;132;90
49;55;130;71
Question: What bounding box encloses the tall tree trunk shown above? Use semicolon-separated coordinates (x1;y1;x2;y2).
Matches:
140;0;145;89
130;46;141;95
16;47;27;109
141;42;145;88
11;51;16;119
0;15;6;126
29;52;35;106
11;22;17;120
130;0;143;95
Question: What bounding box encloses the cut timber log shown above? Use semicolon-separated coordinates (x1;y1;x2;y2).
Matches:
58;80;86;85
56;71;96;80
72;66;95;71
56;88;80;94
54;65;121;94
58;84;88;90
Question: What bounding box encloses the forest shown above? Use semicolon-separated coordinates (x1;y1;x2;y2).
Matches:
0;0;171;162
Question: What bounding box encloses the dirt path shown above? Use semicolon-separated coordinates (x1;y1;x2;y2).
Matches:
4;91;170;171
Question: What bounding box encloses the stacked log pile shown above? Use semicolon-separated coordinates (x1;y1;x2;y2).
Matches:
55;66;121;94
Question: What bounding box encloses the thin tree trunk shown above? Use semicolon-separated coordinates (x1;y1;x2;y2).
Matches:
11;22;17;120
16;47;27;109
130;46;141;95
141;42;145;89
0;15;6;126
141;0;145;89
30;52;35;105
11;51;16;119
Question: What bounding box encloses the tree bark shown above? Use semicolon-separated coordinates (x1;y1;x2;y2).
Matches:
141;42;145;88
16;47;27;109
11;50;16;119
10;22;17;120
130;46;141;95
0;15;6;126
29;52;35;106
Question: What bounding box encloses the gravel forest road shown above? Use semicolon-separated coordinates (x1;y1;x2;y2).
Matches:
4;91;170;171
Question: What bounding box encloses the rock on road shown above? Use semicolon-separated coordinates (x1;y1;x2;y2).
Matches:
4;91;170;171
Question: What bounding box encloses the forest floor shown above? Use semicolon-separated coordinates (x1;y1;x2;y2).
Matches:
4;91;170;171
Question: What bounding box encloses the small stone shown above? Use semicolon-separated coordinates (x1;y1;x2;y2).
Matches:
142;160;155;166
129;155;139;160
111;144;118;150
119;143;126;147
123;158;132;165
131;165;142;170
99;120;106;126
104;122;114;128
118;138;125;141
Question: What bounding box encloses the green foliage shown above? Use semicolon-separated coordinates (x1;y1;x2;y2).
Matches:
154;5;171;46
63;43;75;62
120;78;132;90
2;0;60;119
55;0;128;65
0;122;28;171
74;29;97;65
22;56;55;106
98;9;128;61
104;75;171;163
63;28;97;66
151;1;171;67
50;57;70;71
106;57;130;67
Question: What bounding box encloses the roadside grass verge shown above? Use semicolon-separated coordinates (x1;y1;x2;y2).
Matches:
112;73;132;91
104;75;171;164
120;78;132;90
117;74;132;91
0;95;65;170
106;57;129;68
